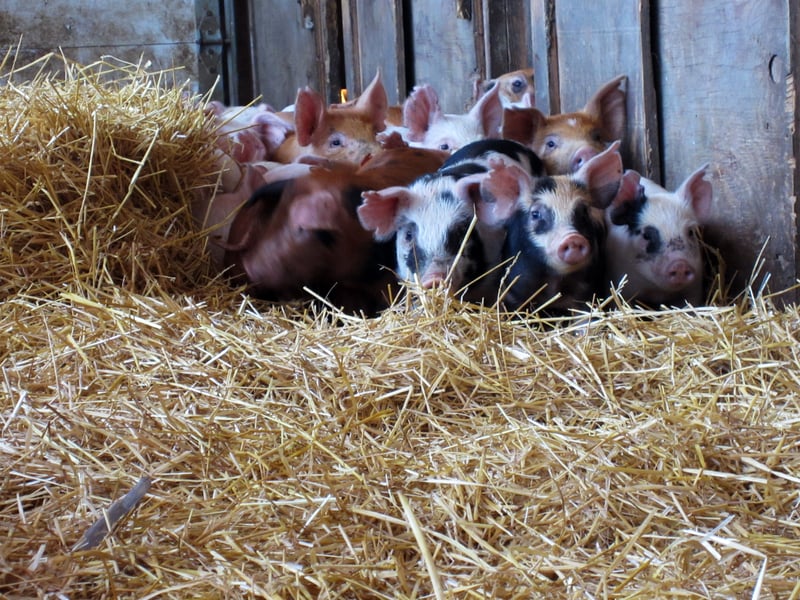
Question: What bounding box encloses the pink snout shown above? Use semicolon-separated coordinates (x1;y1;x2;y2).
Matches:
421;272;447;289
570;146;599;173
666;259;695;288
558;234;590;266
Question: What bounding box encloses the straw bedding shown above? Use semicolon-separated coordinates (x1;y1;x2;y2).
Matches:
1;53;799;599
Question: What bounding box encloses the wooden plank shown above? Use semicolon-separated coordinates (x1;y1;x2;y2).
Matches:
249;0;343;109
529;0;558;113
553;0;659;180
407;0;480;113
656;0;796;301
0;0;199;83
483;0;533;78
341;0;405;105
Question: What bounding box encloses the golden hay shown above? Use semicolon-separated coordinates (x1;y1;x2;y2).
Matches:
2;54;800;599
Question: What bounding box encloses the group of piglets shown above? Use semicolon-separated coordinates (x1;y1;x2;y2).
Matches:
194;68;713;315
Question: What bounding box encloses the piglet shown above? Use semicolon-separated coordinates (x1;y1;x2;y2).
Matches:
500;141;629;313
357;139;544;303
219;146;447;314
604;166;713;306
501;74;626;174
474;68;535;108
272;72;388;165
403;82;504;153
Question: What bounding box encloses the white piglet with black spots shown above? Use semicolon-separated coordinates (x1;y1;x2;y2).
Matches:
604;165;713;306
357;139;544;304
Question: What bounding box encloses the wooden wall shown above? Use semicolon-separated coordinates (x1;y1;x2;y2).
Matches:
0;1;202;89
247;0;799;304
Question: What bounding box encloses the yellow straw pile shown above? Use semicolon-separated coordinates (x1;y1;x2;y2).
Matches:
1;53;799;599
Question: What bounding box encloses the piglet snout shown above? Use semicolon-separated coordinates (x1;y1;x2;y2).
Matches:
666;259;695;287
558;234;590;266
570;147;599;173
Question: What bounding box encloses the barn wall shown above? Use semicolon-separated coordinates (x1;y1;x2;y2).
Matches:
0;1;203;92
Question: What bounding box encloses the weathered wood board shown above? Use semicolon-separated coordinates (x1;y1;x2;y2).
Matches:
537;1;659;180
249;0;343;109
403;0;481;113
656;0;796;300
340;0;406;105
0;1;199;88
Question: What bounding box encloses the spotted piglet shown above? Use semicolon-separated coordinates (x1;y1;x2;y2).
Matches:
604;166;713;306
357;139;543;304
499;141;630;313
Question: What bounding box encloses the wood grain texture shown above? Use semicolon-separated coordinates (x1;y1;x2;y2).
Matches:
553;0;659;179
0;1;199;84
250;0;343;108
341;0;405;105
656;0;796;299
406;0;480;113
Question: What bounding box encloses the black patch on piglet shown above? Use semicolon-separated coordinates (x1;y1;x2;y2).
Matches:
609;185;647;228
443;138;546;177
642;225;662;255
247;179;290;210
438;162;488;180
529;202;555;235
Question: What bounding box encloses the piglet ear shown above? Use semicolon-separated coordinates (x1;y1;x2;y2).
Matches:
469;83;504;137
608;169;645;227
355;70;389;133
357;186;413;240
574;140;623;209
403;85;442;142
583;75;627;142
676;163;713;223
501;107;545;147
294;87;326;147
474;159;531;225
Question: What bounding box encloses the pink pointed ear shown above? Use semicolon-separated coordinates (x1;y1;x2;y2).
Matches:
205;100;226;117
403;85;442;141
573;140;623;209
294;87;326;146
501;107;545;146
676;163;713;222
474;159;531;225
357;187;414;239
611;169;642;209
469;83;504;137
583;74;627;142
355;71;388;133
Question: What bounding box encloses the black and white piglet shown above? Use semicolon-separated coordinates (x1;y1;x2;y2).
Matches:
604;165;713;306
357;139;544;303
498;141;631;312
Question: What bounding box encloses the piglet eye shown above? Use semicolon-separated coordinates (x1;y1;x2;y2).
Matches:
642;229;653;241
543;136;558;150
511;78;524;92
439;142;451;151
329;135;344;148
530;209;541;221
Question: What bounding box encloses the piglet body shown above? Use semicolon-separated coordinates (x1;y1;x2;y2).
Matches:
605;166;713;306
500;141;628;313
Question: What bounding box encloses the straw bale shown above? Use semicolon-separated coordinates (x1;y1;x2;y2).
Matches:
2;53;800;599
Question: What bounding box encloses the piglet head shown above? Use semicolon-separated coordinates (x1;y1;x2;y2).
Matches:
403;84;503;153
293;76;386;165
